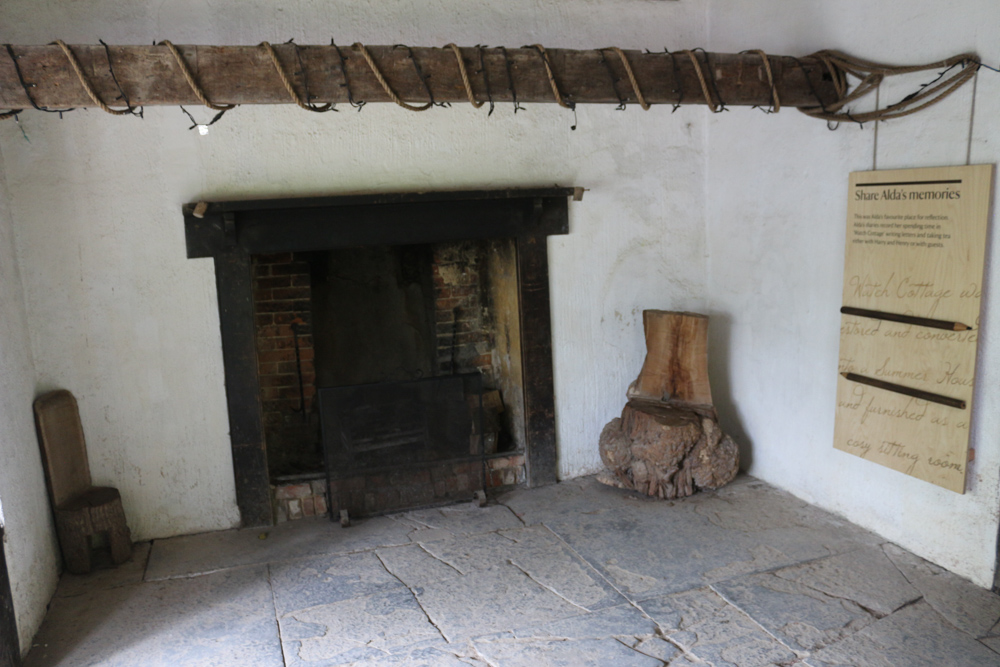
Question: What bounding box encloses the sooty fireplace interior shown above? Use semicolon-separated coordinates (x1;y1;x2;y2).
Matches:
183;189;573;526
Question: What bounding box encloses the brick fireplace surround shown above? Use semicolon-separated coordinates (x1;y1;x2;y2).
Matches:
183;189;573;527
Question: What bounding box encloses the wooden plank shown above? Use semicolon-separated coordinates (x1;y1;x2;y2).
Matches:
188;187;577;215
33;390;94;508
184;193;571;258
214;248;273;527
630;311;713;406
237;200;527;255
517;227;560;487
0;525;19;667
0;44;838;110
833;165;993;493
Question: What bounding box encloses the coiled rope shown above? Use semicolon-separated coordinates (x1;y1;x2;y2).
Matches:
798;50;979;123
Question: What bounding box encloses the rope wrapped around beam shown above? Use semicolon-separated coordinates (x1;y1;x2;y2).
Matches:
0;43;983;126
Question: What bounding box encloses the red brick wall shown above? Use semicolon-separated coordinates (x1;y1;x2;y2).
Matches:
432;242;495;383
252;253;321;475
253;253;316;416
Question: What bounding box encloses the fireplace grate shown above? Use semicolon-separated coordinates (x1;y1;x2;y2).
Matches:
319;373;484;518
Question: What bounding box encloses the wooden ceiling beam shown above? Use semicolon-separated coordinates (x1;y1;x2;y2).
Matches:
0;44;839;112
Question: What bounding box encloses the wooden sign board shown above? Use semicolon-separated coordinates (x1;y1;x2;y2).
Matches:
834;165;993;493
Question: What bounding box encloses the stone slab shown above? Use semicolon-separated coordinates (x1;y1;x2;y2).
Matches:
338;640;477;666
883;542;1000;638
375;543;465;589
807;600;1000;667
25;566;282;667
381;525;626;611
413;562;583;642
511;603;658;640
145;515;413;581
474;636;667;666
55;541;152;598
505;476;883;601
409;531;518;578
980;635;1000;654
269;550;405;616
774;546;920;617
496;474;666;525
639;587;799;667
499;525;627;610
279;588;442;666
714;573;874;652
392;503;525;539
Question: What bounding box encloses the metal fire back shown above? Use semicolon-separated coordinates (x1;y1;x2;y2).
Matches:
319;373;484;518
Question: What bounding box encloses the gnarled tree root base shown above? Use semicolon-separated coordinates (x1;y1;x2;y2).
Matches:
598;399;739;499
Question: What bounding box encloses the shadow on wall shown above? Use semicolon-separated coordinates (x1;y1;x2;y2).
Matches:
1;524;20;667
707;310;753;471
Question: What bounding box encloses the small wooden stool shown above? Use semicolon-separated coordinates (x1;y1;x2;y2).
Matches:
34;390;132;575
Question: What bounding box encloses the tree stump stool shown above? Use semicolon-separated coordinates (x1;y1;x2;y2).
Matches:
598;311;739;499
34;390;132;575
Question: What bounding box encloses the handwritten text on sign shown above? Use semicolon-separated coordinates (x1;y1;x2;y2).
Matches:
834;165;992;493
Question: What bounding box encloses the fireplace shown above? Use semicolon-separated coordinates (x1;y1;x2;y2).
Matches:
184;189;572;526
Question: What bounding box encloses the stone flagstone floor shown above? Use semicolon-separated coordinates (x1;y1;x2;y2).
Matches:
24;475;1000;666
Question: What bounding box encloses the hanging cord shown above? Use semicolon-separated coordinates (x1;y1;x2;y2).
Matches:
446;43;484;109
397;44;448;107
260;41;333;112
872;83;880;170
598;48;628;110
99;39;142;117
330;39;365;110
662;48;684;112
498;46;523;113
476;45;495;115
966;67;978;165
798;50;980;123
288;39;333;112
178;104;229;130
53;39;134;115
694;48;728;111
353;42;431;111
606;46;650;110
5;44;72;115
159;40;235;113
742;49;780;113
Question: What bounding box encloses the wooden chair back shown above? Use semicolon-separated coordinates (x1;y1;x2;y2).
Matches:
34;390;93;508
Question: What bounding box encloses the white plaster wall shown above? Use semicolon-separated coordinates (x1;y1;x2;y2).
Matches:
0;0;709;541
705;0;1000;586
0;151;60;654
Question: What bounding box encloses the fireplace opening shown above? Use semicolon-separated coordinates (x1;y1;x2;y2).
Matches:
185;189;570;526
252;239;528;517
